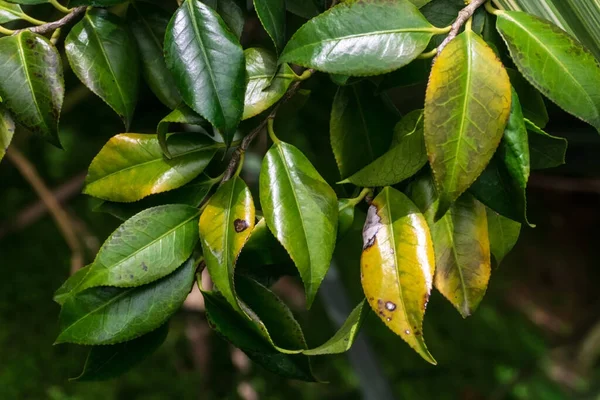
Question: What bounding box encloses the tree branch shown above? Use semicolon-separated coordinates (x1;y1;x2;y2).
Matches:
436;0;488;56
13;6;86;36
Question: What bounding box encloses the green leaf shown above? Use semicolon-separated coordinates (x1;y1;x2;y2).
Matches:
201;0;246;39
243;48;296;120
259;140;338;308
470;88;532;225
254;0;286;53
0;105;14;162
72;323;169;381
75;205;200;291
341;110;427;187
237;217;292;270
3;0;47;5
70;0;128;5
128;2;182;110
0;31;63;147
337;199;356;239
425;30;512;220
286;0;318;19
54;265;92;306
65;9;139;130
279;0;437;76
486;207;521;267
84;133;217;202
330;83;395;178
496;10;600;132
56;258;195;345
0;0;25;24
361;186;436;364
200;177;255;313
525;119;567;169
157;104;211;158
165;0;245;144
507;68;549;129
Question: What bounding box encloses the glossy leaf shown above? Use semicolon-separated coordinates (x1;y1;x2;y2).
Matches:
0;31;63;147
496;10;600;132
243;48;296;120
54;265;92;306
237;217;292;270
526;119;567;169
330;83;395;178
0;106;15;162
279;0;436;76
65;9;139;129
487;208;521;267
75;205;200;291
259;140;338;308
165;0;245;144
507;68;549;129
56;258;195;345
341;110;427;187
254;0;286;53
84;133;217;202
337;199;356;239
361;186;436;364
73;324;169;381
128;2;182;110
201;0;246;39
200;177;255;313
425;30;511;219
157;105;211;158
0;1;25;23
286;0;318;19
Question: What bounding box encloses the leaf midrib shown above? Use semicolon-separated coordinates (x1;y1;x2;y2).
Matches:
16;34;49;133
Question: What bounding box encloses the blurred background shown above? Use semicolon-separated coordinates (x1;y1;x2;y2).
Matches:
2;2;600;400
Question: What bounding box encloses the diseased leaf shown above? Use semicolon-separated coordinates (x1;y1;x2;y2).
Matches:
260;140;338;308
526;119;567;169
496;11;600;132
507;68;549;129
75;205;200;291
0;31;63;147
486;207;521;267
56;258;195;345
73;324;169;381
254;0;286;53
84;133;217;202
425;30;511;220
65;9;139;129
361;186;436;364
0;106;15;161
165;0;245;144
200;177;255;313
280;0;437;76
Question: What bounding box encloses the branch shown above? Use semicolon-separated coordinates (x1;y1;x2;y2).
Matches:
436;0;487;56
13;6;86;36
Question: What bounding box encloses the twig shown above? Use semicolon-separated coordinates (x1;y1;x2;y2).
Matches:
436;0;488;56
13;6;86;36
6;147;84;271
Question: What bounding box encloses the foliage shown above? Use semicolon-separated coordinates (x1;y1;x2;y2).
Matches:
1;0;599;381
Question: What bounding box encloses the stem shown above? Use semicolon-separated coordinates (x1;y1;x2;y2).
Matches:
295;68;313;81
417;48;438;59
49;0;71;13
466;17;473;32
234;152;245;178
485;1;502;15
13;6;86;36
50;28;61;45
436;0;488;56
431;25;452;35
0;25;14;35
267;119;279;144
21;13;47;26
344;188;373;209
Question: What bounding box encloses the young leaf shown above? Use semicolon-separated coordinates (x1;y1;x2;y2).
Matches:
279;0;437;76
164;0;245;144
496;11;600;132
72;324;169;381
254;0;286;53
361;187;436;364
526;119;568;169
0;31;63;147
341;110;427;187
0;106;15;162
486;208;521;267
56;258;195;345
425;30;511;220
243;48;295;120
128;2;182;110
199;177;255;313
330;83;395;178
507;68;549;129
65;9;139;130
75;205;200;291
84;133;217;202
259;140;338;308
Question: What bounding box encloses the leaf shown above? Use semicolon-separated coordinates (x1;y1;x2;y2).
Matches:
361;186;436;364
486;207;521;267
425;30;511;220
70;0;128;5
75;205;200;291
0;31;63;147
279;0;437;76
337;199;356;239
525;119;567;169
0;105;14;162
259;140;338;308
165;0;245;144
470;88;532;225
72;323;169;381
128;2;182;110
84;133;217;202
65;9;139;129
507;68;549;129
243;48;296;120
56;257;195;345
200;177;255;313
157;104;211;158
54;265;92;306
286;0;318;19
330;83;395;178
201;0;246;39
0;0;25;24
341;110;427;187
237;217;292;270
254;0;286;52
496;10;600;132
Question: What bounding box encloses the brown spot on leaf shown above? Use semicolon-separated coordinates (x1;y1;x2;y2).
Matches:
141;262;148;271
234;219;249;233
385;301;396;311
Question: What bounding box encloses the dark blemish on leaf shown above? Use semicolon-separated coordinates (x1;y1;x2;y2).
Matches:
141;262;148;271
414;330;421;336
385;301;396;312
129;274;134;279
362;205;381;250
234;219;249;233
